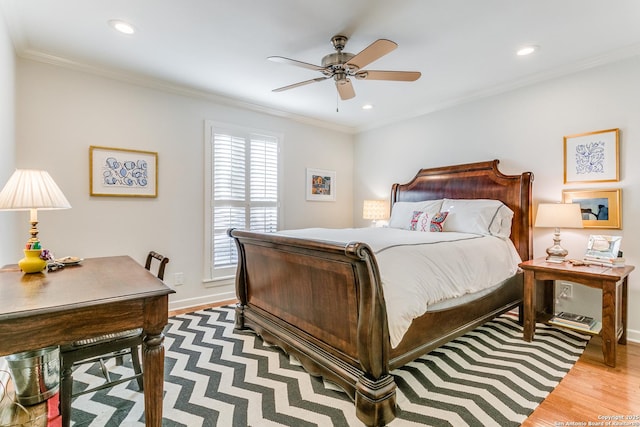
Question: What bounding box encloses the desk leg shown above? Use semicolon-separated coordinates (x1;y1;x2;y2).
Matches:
143;296;168;426
523;270;536;342
601;280;617;367
143;332;165;426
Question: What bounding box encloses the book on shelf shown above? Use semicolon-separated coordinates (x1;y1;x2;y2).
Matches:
549;317;602;334
550;311;596;329
583;255;625;267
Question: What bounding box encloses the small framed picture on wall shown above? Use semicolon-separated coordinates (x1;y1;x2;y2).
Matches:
306;168;336;202
563;128;619;184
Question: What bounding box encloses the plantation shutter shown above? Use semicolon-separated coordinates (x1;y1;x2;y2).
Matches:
211;130;279;275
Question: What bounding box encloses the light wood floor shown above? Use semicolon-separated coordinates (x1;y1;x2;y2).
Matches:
523;335;640;426
174;303;640;426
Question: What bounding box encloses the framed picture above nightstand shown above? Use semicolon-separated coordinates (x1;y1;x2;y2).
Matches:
563;128;619;184
562;188;621;229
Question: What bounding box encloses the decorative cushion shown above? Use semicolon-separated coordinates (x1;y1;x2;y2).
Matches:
440;199;513;238
429;211;449;232
410;211;449;232
409;210;423;231
388;199;443;230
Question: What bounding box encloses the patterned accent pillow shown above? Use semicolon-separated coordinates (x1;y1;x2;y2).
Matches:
409;211;423;231
418;211;431;232
412;211;449;232
429;211;449;232
388;200;444;230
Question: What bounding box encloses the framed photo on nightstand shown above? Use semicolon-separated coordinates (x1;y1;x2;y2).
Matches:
585;235;622;260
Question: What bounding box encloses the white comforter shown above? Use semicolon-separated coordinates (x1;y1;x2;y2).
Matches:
277;227;522;348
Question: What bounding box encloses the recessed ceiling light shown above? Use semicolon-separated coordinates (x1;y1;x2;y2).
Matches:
362;104;374;110
517;45;539;56
109;19;136;35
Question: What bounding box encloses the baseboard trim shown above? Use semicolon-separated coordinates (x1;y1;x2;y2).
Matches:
626;328;640;343
169;290;236;314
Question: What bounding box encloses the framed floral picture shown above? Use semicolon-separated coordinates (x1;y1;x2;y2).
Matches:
563;128;619;184
306;168;336;201
90;146;158;197
562;188;621;229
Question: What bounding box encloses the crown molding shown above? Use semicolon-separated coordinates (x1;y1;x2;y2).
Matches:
17;49;357;135
356;43;640;133
14;41;640;136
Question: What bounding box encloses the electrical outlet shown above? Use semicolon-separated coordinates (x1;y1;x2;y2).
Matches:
174;272;184;286
560;282;572;299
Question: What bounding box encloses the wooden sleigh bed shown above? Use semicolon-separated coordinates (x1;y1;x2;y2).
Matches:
228;159;533;426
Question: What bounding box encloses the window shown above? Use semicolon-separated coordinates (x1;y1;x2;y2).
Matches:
204;121;281;282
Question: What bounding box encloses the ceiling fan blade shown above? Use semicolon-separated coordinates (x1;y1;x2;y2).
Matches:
347;39;397;70
272;76;329;92
268;56;325;72
355;70;421;81
336;78;355;100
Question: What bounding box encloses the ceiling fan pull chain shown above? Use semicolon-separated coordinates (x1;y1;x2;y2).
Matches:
336;92;339;112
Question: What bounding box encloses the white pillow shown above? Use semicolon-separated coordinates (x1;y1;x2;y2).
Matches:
388;200;443;230
440;199;513;238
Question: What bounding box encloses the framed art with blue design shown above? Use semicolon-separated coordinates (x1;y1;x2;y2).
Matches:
563;128;619;184
90;146;158;197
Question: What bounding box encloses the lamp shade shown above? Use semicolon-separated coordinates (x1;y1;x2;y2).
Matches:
535;203;583;229
363;199;389;220
0;170;71;211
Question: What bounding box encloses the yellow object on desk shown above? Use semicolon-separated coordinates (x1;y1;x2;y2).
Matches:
18;249;47;273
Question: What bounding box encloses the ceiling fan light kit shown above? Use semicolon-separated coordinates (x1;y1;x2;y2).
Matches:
269;35;421;101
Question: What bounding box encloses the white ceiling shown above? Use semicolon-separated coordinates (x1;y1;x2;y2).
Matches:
3;0;640;133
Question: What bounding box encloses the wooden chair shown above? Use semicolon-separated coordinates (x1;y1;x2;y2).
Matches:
59;251;169;426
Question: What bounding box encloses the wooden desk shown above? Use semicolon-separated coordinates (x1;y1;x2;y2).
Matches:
519;258;634;367
0;256;175;426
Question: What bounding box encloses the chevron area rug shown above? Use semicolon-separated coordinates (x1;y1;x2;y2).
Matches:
69;306;589;427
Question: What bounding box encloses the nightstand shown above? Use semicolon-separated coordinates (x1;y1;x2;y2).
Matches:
519;258;634;367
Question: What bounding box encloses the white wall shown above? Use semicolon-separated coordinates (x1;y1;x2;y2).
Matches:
0;9;17;263
354;56;640;340
0;5;16;375
12;59;354;311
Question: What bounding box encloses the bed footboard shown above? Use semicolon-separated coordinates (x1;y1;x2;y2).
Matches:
229;228;397;426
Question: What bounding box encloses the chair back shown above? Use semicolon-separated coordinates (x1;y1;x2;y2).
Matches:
145;251;169;280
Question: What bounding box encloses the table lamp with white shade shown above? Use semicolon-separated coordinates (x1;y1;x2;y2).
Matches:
535;202;583;263
0;169;71;273
363;199;389;227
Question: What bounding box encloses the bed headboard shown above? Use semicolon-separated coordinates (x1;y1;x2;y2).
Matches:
390;159;533;261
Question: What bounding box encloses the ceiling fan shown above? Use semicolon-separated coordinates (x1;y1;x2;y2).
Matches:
268;35;421;100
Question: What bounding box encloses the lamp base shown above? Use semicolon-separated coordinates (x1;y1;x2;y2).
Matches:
19;249;47;273
545;243;569;264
